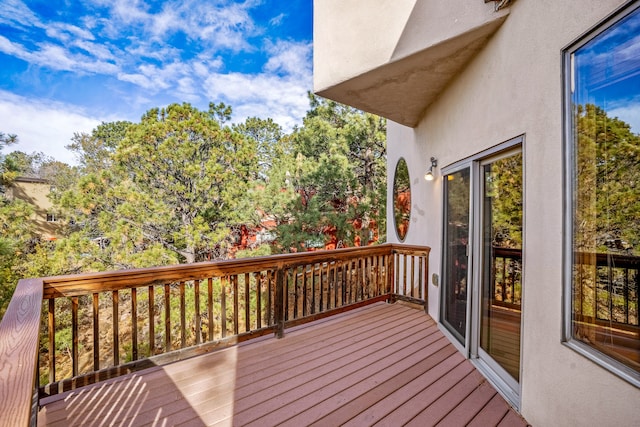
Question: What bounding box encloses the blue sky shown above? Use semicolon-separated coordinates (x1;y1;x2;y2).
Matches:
574;6;640;134
0;0;313;164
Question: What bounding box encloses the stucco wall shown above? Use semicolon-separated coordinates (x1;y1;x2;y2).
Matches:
387;0;639;425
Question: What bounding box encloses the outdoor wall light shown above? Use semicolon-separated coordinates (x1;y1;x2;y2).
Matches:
424;157;438;181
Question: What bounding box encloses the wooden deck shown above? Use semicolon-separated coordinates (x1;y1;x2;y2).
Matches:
38;302;528;426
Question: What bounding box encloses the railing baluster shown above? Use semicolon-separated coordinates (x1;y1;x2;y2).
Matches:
419;257;424;300
194;279;201;345
334;262;339;308
366;256;372;298
293;267;299;319
327;263;332;310
266;271;272;326
48;299;55;384
221;276;227;338
394;253;399;294
376;255;380;296
245;273;250;332
378;255;384;296
207;278;213;342
112;291;119;366
285;269;290;321
311;264;317;314
255;273;262;329
624;268;629;324
131;288;138;361
275;267;285;338
339;261;345;306
403;254;408;295
72;297;78;377
319;264;325;310
180;281;186;348
361;258;366;300
92;293;99;371
164;284;171;352
302;265;308;317
148;286;155;357
233;275;239;335
411;255;416;298
383;255;388;295
501;255;507;302
424;255;429;311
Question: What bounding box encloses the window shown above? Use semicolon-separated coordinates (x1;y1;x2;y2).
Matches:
393;158;411;242
564;1;640;385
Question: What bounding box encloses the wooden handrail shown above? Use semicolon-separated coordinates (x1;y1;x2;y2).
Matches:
0;278;43;427
42;244;396;298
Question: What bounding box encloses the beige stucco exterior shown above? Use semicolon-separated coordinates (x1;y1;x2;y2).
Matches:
315;0;639;425
6;177;58;239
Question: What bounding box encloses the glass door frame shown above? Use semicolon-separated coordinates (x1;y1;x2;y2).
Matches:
439;135;525;409
471;145;523;409
439;162;474;356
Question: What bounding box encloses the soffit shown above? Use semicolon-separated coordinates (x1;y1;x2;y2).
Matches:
316;12;509;128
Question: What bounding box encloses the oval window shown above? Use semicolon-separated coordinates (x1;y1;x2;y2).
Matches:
393;158;411;241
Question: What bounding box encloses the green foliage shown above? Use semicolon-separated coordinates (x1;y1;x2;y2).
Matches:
574;104;640;255
66;121;132;173
0;98;389;320
55;103;258;268
272;94;387;251
0;196;38;319
486;152;523;248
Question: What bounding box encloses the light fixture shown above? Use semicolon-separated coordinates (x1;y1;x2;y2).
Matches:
424;157;438;181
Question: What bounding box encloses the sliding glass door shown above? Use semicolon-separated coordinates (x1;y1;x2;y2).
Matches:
440;140;523;406
478;151;523;388
442;168;471;345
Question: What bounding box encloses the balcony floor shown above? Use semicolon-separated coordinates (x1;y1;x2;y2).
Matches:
38;302;528;426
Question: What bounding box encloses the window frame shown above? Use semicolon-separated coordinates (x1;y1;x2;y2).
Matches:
562;0;640;388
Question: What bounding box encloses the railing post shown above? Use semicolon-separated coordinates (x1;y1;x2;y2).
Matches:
424;254;429;314
275;265;285;338
388;249;396;303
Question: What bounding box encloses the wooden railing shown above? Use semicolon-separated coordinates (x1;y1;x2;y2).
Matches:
0;243;429;427
492;247;522;309
574;251;639;327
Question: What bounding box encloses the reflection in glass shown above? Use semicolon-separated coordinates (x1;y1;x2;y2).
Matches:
442;168;470;343
393;158;411;241
480;152;523;381
571;6;640;373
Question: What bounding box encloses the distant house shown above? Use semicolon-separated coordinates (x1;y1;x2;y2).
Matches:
314;0;639;425
4;176;59;240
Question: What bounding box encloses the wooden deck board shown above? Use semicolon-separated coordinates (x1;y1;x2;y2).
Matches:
38;302;528;427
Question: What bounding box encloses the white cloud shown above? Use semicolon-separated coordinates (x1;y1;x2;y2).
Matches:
264;40;312;78
117;72;154;89
0;0;43;29
269;13;285;27
204;70;311;131
46;22;95;43
0;91;109;165
609;103;640;135
0;36;120;75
